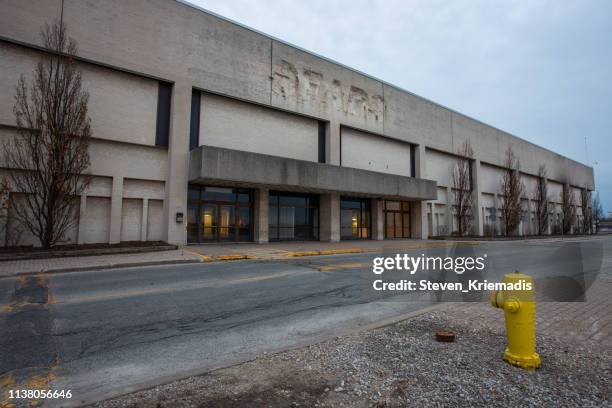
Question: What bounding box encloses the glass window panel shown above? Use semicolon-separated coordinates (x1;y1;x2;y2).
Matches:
385;212;394;238
269;206;278;226
341;199;361;209
279;207;295;228
403;212;410;238
188;187;200;201
294;207;307;226
394;213;402;237
386;201;400;211
238;193;251;203
238;206;250;228
269;226;278;241
279;195;306;206
401;201;411;211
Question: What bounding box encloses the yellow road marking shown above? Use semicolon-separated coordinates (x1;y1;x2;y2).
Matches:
318;262;369;271
183;249;213;262
214;254;256;261
287;248;363;257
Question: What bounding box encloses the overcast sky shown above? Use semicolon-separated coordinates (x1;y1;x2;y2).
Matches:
187;0;612;213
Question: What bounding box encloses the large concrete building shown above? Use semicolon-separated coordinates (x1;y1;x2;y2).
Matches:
0;0;595;246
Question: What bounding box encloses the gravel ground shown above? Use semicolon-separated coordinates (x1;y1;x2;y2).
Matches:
93;305;611;408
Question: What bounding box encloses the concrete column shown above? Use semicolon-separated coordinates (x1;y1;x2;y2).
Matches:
413;144;428;239
254;188;269;243
320;193;340;242
163;81;191;246
371;198;384;240
471;159;483;236
141;198;149;241
329;121;341;165
77;194;87;244
109;176;123;244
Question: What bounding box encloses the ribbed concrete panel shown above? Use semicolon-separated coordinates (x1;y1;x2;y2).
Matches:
190;146;437;201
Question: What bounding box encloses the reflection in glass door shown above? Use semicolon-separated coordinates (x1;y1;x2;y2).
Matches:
219;205;235;241
201;204;216;241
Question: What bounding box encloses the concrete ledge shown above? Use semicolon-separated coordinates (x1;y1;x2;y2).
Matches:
190;146;437;200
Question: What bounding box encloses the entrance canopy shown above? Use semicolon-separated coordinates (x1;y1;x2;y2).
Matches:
189;146;437;201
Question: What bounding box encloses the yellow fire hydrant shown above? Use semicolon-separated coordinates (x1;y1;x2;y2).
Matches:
490;271;541;370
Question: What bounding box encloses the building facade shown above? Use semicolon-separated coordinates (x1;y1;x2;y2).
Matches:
0;0;595;246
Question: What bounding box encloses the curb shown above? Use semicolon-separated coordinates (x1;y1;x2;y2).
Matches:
288;248;364;257
0;259;203;279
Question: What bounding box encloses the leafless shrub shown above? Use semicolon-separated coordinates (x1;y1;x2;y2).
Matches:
560;182;576;234
580;187;592;234
533;165;549;235
592;193;603;232
2;21;91;248
451;140;474;236
500;146;524;236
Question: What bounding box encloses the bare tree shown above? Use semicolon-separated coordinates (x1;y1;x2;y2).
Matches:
580;187;592;234
451;140;474;236
592;193;603;233
0;178;9;243
2;21;91;248
533;165;548;235
560;182;576;234
500;146;524;236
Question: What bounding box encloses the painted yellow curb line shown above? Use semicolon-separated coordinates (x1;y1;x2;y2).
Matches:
287;248;364;257
214;254;256;261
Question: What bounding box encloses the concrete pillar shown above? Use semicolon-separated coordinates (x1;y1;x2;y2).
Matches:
141;198;149;241
371;198;384;240
77;194;87;244
163;81;191;246
471;159;483;236
254;188;269;243
329;121;341;165
413;144;428;239
320;193;340;242
109;176;123;244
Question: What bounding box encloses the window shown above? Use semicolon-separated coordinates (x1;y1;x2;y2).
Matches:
269;192;319;241
155;82;172;147
340;198;371;240
189;89;200;150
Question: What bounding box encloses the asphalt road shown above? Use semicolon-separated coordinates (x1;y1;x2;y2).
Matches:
0;236;610;407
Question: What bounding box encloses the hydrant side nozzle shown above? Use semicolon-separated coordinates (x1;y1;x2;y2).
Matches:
504;298;521;313
490;290;501;308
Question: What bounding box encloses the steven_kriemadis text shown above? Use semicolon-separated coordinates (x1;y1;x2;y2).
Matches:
372;279;533;292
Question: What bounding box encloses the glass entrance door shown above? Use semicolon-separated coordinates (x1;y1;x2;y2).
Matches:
384;200;411;239
187;185;253;243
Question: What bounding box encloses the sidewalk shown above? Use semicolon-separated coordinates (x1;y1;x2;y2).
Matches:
1;239;464;278
0;249;202;278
